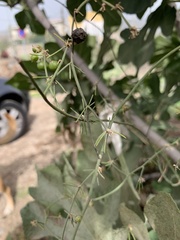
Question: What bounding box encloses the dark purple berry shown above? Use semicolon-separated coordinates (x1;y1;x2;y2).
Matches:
71;28;87;44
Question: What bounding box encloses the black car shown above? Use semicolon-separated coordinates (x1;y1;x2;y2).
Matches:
0;78;30;143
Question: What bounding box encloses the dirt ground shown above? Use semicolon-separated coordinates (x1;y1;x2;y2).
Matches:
0;96;72;240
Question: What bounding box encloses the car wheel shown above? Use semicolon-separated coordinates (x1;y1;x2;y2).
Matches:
0;100;28;142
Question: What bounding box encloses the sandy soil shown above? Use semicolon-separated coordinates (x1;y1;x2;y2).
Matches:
0;96;72;240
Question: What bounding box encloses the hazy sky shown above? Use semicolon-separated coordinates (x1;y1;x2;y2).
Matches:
0;0;179;34
0;0;67;33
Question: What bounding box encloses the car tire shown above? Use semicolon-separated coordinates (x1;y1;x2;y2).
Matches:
0;100;28;142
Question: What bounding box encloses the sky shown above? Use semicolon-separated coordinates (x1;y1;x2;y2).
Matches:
0;0;179;34
0;0;67;33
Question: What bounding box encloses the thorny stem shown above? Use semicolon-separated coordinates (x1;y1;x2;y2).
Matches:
71;0;90;33
43;54;49;79
159;165;180;186
57;62;70;76
76;0;89;12
118;154;140;200
93;178;127;201
158;156;180;186
71;53;108;128
71;53;88;108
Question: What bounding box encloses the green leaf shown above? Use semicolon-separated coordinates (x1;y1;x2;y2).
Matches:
120;0;153;14
22;60;41;74
7;72;33;90
95;34;116;70
66;0;86;22
90;1;121;27
21;201;65;239
119;203;150;240
101;6;121;27
111;75;135;98
160;5;176;36
29;165;73;214
27;11;45;34
15;10;27;29
100;190;122;227
110;228;128;240
76;116;114;182
15;9;45;34
148;230;159;240
74;36;94;64
21;164;89;239
134;40;155;67
118;36;155;68
124;141;146;172
118;3;176;68
76;195;122;239
81;115;103;153
144;192;180;240
150;35;177;64
144;73;160;98
45;42;61;57
164;59;180;92
0;0;20;7
146;3;174;38
21;163;126;240
137;9;148;19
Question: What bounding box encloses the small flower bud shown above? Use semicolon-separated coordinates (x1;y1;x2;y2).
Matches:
32;45;43;53
74;215;82;224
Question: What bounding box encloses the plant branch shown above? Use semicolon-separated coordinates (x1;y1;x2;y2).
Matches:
24;0;180;163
